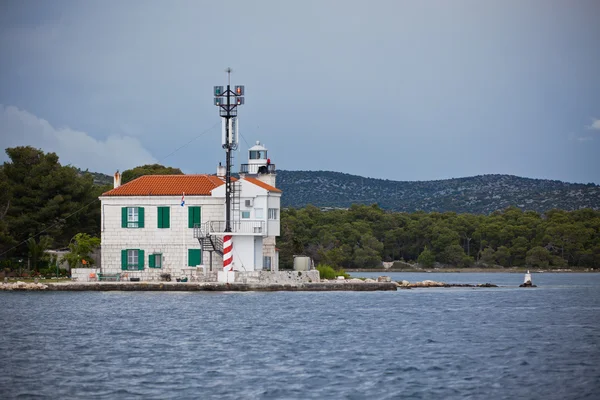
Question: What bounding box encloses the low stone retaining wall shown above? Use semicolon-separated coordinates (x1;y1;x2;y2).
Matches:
43;281;397;291
236;270;320;284
71;268;100;282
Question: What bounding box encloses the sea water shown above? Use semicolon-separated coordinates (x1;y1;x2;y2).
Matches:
0;273;599;399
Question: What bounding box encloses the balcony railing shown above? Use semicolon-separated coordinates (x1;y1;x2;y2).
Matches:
193;220;266;237
240;163;276;174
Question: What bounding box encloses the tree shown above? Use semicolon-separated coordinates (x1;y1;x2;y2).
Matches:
439;244;469;267
2;146;100;251
121;164;183;184
495;246;511;266
417;247;435;267
61;233;101;269
479;247;496;265
526;246;551;268
353;234;383;268
0;166;15;254
26;236;53;272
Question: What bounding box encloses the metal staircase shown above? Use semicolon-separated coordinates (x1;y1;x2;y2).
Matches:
194;223;224;271
207;235;223;256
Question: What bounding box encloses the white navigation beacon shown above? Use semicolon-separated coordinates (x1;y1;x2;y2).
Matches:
245;141;269;175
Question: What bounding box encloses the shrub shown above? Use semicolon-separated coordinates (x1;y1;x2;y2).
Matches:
316;264;349;280
417;247;435;267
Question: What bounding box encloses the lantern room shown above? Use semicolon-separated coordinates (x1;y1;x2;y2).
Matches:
240;141;274;175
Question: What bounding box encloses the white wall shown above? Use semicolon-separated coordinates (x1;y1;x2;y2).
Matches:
232;236;257;272
254;237;264;270
100;195;223;278
267;195;281;237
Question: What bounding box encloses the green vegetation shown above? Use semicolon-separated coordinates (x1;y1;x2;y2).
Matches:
317;264;349;279
0;146;108;275
277;170;600;214
121;164;183;184
1;146;598;276
61;233;101;269
278;204;600;270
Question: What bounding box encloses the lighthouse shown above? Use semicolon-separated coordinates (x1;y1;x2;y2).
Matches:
240;141;277;188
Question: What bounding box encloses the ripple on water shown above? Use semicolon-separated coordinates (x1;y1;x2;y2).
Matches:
0;275;600;399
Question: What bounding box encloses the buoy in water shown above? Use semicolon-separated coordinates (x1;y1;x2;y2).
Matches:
519;270;537;287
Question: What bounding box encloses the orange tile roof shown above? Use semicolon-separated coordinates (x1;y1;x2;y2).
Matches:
243;177;282;193
102;175;225;196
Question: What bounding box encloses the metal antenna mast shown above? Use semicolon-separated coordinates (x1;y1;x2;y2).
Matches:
214;68;245;233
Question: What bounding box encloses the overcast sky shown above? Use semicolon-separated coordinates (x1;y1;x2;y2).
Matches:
1;0;599;184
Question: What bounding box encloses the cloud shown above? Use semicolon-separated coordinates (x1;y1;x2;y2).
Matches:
0;105;156;173
577;136;593;142
587;118;600;130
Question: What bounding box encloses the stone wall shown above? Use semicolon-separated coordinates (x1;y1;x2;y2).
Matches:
71;268;100;282
236;270;320;284
100;195;224;277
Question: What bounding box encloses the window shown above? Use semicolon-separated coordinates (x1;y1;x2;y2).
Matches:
188;206;201;228
241;211;250;219
255;208;264;219
149;253;162;268
268;208;278;220
188;249;202;266
249;150;267;160
121;249;145;270
263;256;272;270
121;207;144;228
157;207;170;229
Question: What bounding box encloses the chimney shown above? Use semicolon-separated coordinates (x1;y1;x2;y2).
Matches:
217;163;226;179
114;170;121;188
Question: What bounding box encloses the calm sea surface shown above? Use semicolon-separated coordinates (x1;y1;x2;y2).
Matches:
1;273;599;399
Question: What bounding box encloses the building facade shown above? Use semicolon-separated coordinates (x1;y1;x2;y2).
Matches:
99;162;281;280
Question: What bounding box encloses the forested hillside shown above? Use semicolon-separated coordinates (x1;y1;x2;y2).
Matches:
277;170;600;214
278;204;600;270
2;147;598;274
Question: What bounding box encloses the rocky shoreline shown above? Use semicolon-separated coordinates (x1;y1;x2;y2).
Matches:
0;278;502;292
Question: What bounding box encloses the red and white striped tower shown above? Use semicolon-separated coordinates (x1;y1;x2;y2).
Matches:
223;235;233;271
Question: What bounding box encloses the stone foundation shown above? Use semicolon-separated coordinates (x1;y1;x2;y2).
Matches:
95;269;320;284
71;268;100;282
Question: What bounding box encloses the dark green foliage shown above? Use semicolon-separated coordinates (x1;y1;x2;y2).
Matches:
417;247;435;267
280;205;600;269
316;264;349;279
1;147;104;259
121;164;183;184
526;246;551;268
26;236;53;272
61;233;101;269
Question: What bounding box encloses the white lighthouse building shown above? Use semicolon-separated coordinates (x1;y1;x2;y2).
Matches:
98;144;281;281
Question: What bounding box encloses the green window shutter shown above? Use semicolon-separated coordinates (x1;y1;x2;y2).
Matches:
188;206;201;228
158;207;170;229
138;207;145;228
122;208;127;228
149;253;155;268
121;250;128;270
163;207;170;228
138;249;145;270
188;249;201;266
157;207;162;228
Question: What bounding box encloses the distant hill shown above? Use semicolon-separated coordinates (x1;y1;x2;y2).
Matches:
87;169;600;214
276;171;600;214
76;169;113;186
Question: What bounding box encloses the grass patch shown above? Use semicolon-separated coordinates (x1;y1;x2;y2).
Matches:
317;264;350;280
